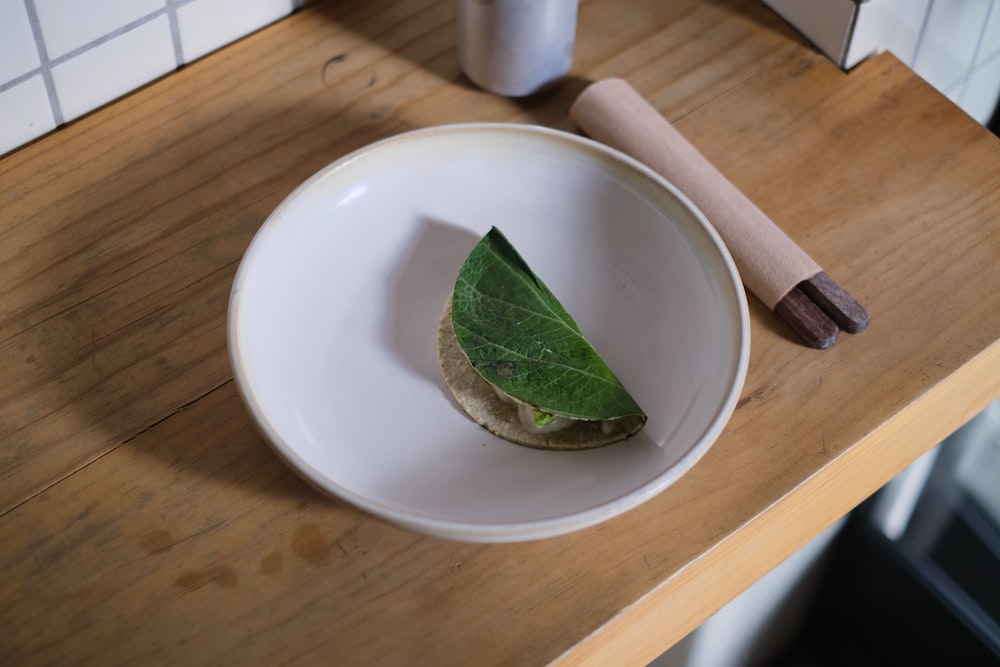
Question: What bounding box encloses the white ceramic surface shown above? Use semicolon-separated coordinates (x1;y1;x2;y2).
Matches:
228;123;749;542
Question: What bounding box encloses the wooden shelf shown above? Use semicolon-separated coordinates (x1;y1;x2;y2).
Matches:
2;1;999;665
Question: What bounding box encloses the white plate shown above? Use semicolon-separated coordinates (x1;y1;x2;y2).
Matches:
228;123;749;542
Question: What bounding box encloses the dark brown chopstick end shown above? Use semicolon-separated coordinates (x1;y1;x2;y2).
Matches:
774;272;870;349
775;287;840;349
799;272;870;334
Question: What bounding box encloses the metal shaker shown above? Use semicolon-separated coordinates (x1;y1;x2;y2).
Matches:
457;0;578;97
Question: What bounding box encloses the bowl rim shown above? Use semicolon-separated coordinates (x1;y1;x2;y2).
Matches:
227;122;750;542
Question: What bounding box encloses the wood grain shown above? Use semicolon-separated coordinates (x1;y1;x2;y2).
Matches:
2;0;999;665
0;0;803;514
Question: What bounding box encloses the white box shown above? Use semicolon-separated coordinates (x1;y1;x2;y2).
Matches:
762;0;931;70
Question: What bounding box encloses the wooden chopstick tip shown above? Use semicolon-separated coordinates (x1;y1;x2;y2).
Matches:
772;273;871;349
775;287;840;349
799;272;870;335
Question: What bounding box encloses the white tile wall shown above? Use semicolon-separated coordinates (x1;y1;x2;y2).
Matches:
911;0;1000;124
0;0;304;157
51;15;176;122
979;3;1000;64
961;52;1000;122
177;0;293;63
768;0;1000;127
0;0;40;83
847;0;931;68
0;75;56;155
34;0;167;59
913;0;993;92
855;0;1000;124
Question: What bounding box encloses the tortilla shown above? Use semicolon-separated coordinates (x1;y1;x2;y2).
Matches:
437;299;646;450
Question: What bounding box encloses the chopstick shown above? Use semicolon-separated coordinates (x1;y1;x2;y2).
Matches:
569;78;871;350
798;271;870;335
775;273;869;349
775;272;870;350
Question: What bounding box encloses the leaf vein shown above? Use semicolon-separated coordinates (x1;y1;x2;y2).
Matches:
454;324;622;388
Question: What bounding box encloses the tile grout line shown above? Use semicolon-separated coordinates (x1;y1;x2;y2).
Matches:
1;5;176;96
973;0;998;70
21;0;63;126
166;0;187;68
0;68;44;95
3;0;302;112
910;0;934;70
957;0;995;106
46;9;171;68
2;0;256;95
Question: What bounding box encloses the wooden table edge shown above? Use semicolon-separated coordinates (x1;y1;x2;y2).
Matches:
552;336;1000;666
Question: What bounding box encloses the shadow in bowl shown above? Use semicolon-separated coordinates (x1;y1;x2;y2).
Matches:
382;217;479;389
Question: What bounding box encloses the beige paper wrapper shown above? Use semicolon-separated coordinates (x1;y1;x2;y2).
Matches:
569;78;820;310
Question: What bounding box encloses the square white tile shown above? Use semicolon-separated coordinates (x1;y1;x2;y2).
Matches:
0;0;41;83
51;15;175;122
34;0;166;60
176;0;293;63
0;74;56;155
976;2;1000;65
913;0;992;90
848;0;932;67
961;56;1000;123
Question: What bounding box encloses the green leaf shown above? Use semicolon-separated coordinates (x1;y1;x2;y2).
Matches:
451;227;645;422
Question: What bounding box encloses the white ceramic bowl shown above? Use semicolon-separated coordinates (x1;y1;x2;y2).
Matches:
228;123;749;542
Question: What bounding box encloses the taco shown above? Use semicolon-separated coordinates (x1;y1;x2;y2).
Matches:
438;227;646;450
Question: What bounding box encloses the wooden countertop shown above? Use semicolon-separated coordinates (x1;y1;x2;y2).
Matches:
3;0;999;664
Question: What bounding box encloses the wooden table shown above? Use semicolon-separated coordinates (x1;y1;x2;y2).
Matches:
3;1;999;665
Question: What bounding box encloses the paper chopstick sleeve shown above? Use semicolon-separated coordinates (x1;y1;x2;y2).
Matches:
569;78;821;310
